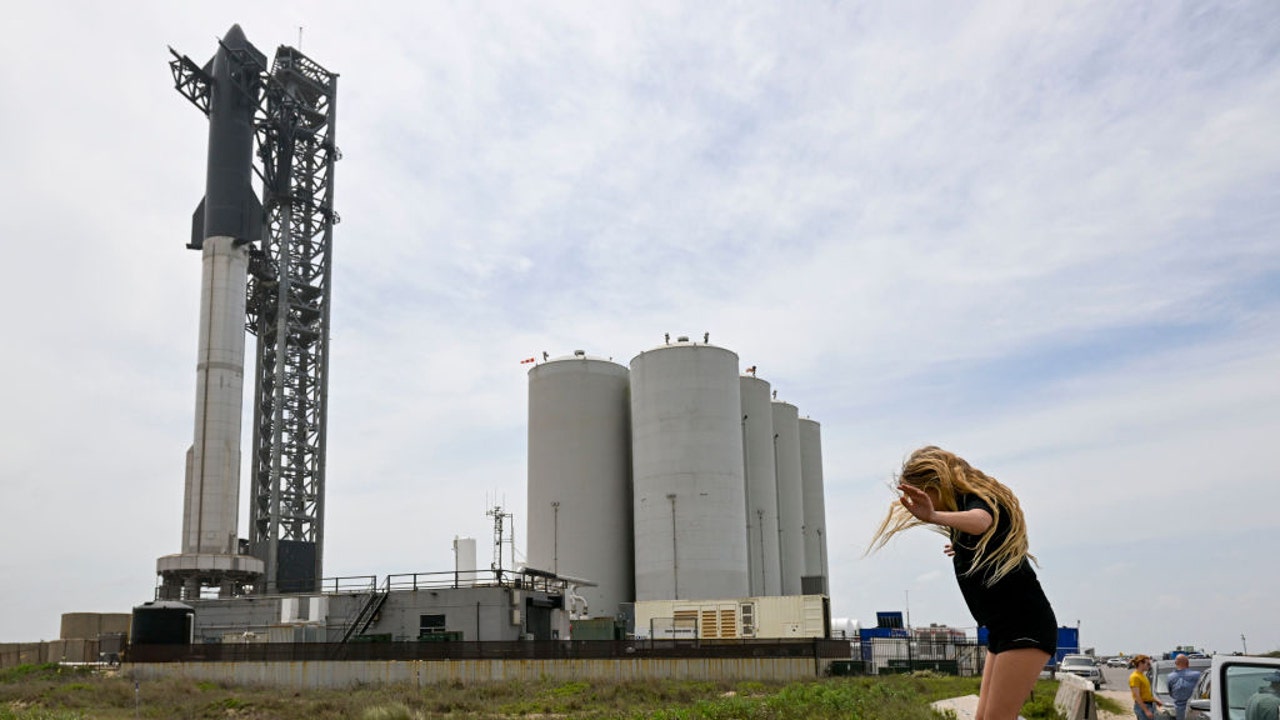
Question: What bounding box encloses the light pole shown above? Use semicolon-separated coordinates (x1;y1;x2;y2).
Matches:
551;501;560;574
667;493;679;599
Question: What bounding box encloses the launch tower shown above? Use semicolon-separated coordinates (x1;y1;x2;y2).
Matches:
245;46;340;595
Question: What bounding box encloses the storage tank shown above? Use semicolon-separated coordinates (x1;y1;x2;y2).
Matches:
798;417;829;595
453;536;478;586
130;601;193;645
830;616;861;639
527;353;633;618
772;399;805;595
740;375;781;597
630;337;748;601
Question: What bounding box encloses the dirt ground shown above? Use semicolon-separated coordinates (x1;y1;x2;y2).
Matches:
1097;689;1138;720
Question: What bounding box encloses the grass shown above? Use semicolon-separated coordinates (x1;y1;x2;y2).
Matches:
1096;693;1127;716
0;665;1067;720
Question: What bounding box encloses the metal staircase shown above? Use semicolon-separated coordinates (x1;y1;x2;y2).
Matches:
341;587;389;643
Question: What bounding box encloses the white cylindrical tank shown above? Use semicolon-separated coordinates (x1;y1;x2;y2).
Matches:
830;616;861;639
527;354;633;618
740;375;781;597
631;338;749;601
453;536;478;587
798;418;829;595
772;400;805;596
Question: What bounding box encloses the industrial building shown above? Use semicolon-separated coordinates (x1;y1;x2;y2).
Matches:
135;568;571;646
146;335;833;647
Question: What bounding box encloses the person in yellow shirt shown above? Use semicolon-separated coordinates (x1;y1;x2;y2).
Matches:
1129;655;1165;720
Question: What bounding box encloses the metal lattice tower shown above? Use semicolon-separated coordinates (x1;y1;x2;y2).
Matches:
246;46;340;594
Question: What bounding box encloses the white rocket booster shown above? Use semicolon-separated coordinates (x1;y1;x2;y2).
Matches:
155;235;264;595
182;235;250;556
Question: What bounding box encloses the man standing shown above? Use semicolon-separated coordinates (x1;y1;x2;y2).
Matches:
1166;654;1203;720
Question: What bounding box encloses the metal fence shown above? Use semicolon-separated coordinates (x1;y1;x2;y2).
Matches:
828;637;988;677
127;638;852;663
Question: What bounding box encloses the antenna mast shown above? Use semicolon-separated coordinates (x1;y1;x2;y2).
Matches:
487;503;514;578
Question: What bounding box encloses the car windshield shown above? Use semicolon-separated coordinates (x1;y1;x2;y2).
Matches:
1224;666;1279;720
1063;657;1093;667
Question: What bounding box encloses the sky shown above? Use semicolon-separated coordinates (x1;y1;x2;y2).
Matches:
0;1;1277;657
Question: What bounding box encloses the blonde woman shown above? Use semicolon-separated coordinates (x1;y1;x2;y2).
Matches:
869;446;1057;720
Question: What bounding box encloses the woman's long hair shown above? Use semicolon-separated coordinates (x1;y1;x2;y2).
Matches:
867;446;1034;586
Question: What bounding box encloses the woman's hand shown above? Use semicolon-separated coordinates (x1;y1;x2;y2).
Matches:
898;483;937;524
943;543;955;557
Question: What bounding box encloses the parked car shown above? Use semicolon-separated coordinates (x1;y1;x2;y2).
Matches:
1108;656;1132;668
1151;656;1212;719
1060;653;1105;688
1186;655;1280;720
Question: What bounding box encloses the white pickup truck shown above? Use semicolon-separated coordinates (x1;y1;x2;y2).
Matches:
1185;655;1280;720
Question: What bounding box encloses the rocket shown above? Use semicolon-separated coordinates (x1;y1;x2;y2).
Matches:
189;24;265;250
182;24;263;557
157;25;266;593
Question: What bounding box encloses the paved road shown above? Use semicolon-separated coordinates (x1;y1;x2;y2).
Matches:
1049;663;1130;689
1101;663;1132;690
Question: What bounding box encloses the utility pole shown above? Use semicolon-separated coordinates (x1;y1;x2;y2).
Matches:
905;589;913;671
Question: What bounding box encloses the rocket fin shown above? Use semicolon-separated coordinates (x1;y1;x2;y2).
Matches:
190;196;206;250
240;185;264;245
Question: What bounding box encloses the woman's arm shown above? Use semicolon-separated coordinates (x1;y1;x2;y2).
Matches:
931;508;994;535
898;484;993;535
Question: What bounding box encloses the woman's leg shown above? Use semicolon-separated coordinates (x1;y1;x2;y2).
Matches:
975;648;996;720
974;648;1050;720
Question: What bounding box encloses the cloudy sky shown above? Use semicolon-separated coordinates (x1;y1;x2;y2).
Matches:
1;1;1277;656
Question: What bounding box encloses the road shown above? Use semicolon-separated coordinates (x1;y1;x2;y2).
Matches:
1100;663;1132;690
1095;664;1142;720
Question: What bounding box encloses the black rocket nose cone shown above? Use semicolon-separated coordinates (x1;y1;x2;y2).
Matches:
222;24;248;47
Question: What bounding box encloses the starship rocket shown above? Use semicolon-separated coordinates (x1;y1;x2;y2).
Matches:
157;24;266;594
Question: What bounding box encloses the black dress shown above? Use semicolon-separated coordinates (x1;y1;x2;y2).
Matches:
951;493;1058;654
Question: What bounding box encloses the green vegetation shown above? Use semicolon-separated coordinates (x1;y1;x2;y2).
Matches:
1096;693;1127;716
0;665;1068;720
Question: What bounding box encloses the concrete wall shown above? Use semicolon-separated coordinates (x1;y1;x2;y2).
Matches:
0;640;105;668
0;643;49;668
125;656;828;687
60;613;131;640
189;586;553;643
1054;671;1098;720
373;587;535;641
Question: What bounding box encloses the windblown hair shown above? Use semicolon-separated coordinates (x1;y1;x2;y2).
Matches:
867;446;1035;586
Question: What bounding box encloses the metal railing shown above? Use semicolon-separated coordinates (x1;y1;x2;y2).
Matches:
153;567;571;601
